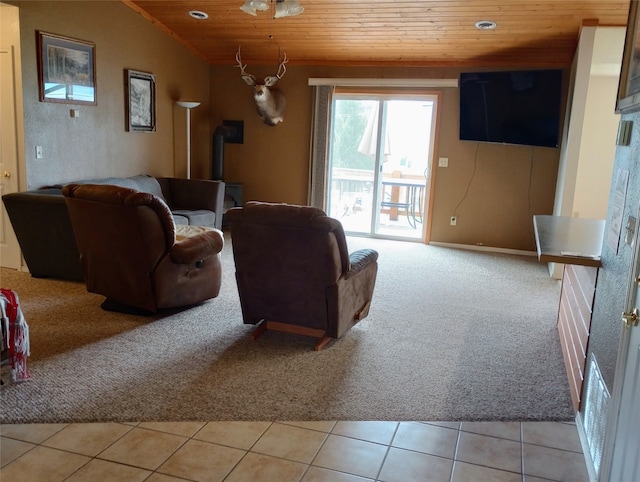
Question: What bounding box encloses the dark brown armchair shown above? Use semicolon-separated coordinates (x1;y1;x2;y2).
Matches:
226;201;378;350
62;184;224;314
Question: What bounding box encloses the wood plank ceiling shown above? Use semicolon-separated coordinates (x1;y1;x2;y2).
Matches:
123;0;630;67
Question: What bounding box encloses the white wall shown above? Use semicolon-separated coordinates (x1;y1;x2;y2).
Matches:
555;26;624;220
551;26;624;278
573;28;625;220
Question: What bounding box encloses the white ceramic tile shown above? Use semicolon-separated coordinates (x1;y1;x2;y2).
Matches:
391;422;458;459
456;431;522;473
0;420;591;482
378;446;453;482
523;443;590;482
312;434;388;479
98;427;187;471
451;461;521;482
422;421;461;430
332;421;398;445
0;445;90;482
139;421;206;438
42;423;132;457
1;436;34;467
157;439;245;481
282;421;337;433
225;452;308;482
145;473;190;482
251;422;328;463
194;421;271;450
522;421;583;452
302;465;374;481
0;423;67;444
65;458;151;482
461;421;521;442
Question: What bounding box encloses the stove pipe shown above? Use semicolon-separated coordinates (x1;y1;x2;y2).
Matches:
211;125;236;181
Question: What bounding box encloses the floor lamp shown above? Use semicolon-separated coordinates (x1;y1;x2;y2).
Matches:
176;101;201;179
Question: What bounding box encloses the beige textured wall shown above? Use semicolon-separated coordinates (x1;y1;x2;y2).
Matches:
211;64;563;251
8;1;565;251
8;1;210;189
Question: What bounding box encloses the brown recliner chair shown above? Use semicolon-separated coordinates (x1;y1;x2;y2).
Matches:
226;201;378;350
62;183;224;314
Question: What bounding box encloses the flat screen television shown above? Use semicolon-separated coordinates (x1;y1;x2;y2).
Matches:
459;69;563;148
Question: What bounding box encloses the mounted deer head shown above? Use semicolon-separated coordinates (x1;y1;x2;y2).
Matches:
236;46;288;126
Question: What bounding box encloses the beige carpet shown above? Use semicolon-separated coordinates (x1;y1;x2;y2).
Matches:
0;234;574;423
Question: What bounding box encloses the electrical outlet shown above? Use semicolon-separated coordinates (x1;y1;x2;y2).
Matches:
438;157;449;167
450;216;457;226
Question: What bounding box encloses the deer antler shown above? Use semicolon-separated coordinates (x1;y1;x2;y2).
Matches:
263;50;288;87
275;52;288;80
235;46;256;85
234;45;288;126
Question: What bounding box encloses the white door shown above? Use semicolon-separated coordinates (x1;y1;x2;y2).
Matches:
0;47;21;269
607;210;640;481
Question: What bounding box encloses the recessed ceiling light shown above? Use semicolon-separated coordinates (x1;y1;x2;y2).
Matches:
475;20;497;30
189;10;209;20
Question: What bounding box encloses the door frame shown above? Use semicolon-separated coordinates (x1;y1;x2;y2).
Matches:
307;77;456;235
599;200;640;480
325;88;442;243
0;3;27;271
0;5;27;271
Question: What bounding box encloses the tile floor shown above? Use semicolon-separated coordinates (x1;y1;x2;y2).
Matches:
0;420;589;481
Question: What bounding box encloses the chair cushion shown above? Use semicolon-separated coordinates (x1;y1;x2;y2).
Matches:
171;225;224;264
171;209;216;227
65;175;168;203
228;201;351;275
173;214;189;225
175;224;215;240
62;183;176;250
242;202;328;228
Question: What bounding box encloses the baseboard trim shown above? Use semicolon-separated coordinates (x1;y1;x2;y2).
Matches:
428;241;537;257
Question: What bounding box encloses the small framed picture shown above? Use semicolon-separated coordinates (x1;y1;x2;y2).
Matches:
37;31;96;105
126;69;156;132
617;0;640;113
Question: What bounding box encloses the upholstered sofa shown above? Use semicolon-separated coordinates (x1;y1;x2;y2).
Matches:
2;175;225;281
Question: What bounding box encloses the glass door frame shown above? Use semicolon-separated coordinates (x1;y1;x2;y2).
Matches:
326;90;439;243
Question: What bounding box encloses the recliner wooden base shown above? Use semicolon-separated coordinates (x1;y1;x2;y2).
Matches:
101;298;154;316
252;320;333;351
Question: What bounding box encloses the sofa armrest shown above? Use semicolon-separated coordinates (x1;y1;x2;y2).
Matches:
2;191;84;281
157;178;225;229
170;227;224;264
345;249;378;279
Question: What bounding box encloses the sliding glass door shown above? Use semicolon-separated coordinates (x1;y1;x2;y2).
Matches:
326;93;437;241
